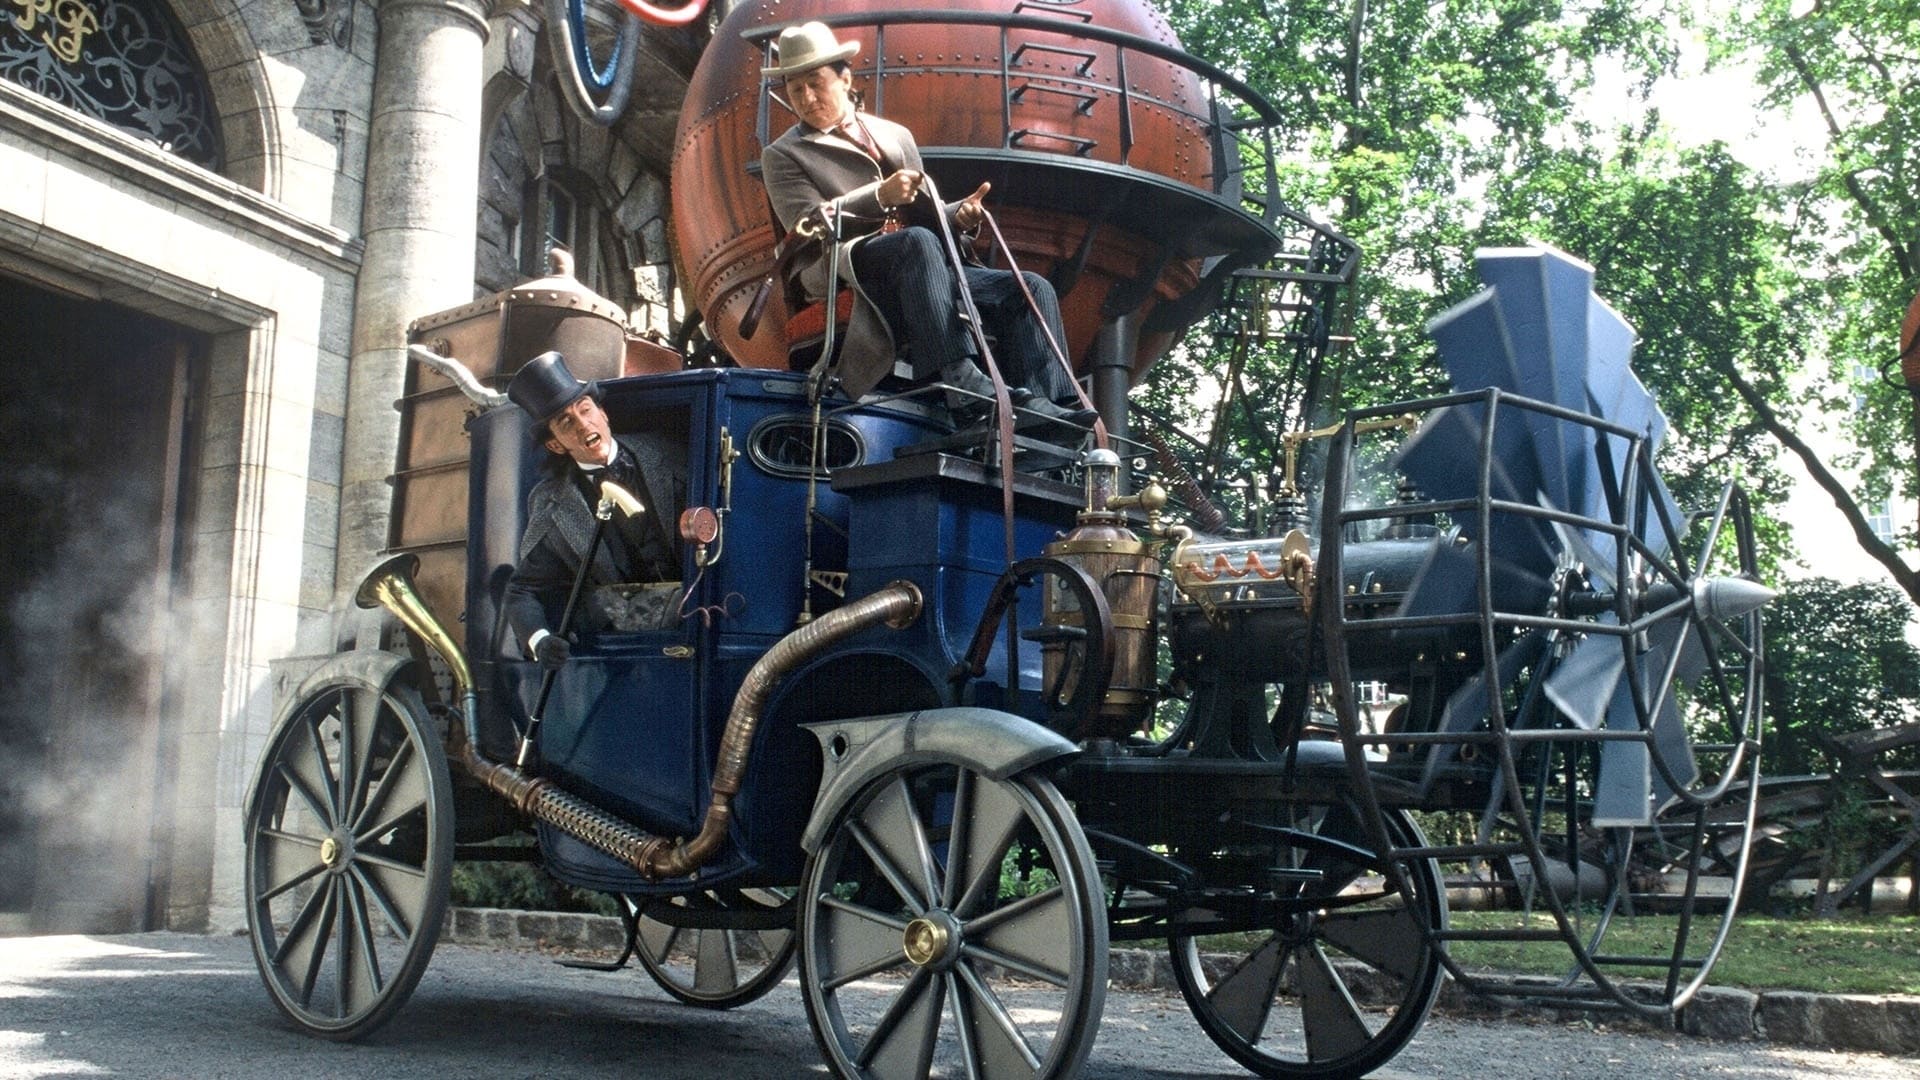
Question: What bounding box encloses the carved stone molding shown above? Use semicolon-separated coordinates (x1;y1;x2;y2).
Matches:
294;0;350;47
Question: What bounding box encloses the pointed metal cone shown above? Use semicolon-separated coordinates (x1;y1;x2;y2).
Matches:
1542;620;1627;731
1696;575;1777;621
1592;684;1654;827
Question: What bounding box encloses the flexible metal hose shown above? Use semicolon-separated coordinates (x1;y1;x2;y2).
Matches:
452;580;922;880
636;579;923;878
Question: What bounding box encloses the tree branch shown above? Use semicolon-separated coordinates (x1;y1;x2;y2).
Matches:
1718;357;1920;601
1782;42;1916;282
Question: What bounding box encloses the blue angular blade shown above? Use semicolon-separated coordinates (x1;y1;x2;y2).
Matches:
1476;246;1595;415
1477;247;1597;517
1650;691;1698;816
1419;630;1549;794
1592;685;1654;827
1398;538;1480;621
1427;288;1520;395
1581;295;1641;567
1636;468;1684;560
1541;618;1625;732
1589;621;1704;827
1394;403;1558;613
1646;618;1703;814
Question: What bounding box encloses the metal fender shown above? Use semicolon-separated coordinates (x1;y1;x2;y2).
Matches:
799;707;1079;855
245;650;421;817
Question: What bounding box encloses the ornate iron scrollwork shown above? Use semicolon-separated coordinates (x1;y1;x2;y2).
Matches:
2;0;222;170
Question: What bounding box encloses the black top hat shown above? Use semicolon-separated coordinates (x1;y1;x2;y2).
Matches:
507;351;595;435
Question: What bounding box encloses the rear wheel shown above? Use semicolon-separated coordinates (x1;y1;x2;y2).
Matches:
242;667;453;1039
1170;802;1443;1079
633;887;797;1008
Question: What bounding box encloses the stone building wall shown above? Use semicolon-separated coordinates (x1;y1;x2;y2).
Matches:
0;0;371;932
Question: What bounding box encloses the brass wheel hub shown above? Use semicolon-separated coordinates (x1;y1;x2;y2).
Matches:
319;836;342;869
903;913;957;968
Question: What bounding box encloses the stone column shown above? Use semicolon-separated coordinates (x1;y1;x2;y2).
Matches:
337;0;491;622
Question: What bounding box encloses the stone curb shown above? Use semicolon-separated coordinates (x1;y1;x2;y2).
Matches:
442;907;1920;1057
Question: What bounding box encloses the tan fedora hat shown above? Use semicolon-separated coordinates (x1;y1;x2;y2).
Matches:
761;21;860;79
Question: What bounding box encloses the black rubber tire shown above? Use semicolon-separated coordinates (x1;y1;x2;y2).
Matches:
1170;802;1444;1079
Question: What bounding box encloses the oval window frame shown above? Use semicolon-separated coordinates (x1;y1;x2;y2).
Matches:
746;414;866;480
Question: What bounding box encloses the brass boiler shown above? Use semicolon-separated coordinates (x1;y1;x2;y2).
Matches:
670;0;1213;373
1041;450;1163;738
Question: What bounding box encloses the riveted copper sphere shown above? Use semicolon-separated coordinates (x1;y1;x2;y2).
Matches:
669;0;1233;378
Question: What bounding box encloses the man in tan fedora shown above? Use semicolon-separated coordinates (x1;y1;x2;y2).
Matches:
759;20;1094;428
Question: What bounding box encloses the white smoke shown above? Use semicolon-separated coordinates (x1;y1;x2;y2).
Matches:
0;392;189;934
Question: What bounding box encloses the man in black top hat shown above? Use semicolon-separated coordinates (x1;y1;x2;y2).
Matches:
502;351;684;669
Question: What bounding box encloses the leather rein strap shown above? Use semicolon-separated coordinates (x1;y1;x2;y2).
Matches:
916;176;1021;578
979;211;1108;453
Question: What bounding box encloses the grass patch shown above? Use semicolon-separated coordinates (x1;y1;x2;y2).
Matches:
1445;911;1920;996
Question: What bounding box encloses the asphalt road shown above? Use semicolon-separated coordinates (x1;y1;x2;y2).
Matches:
1;932;1912;1079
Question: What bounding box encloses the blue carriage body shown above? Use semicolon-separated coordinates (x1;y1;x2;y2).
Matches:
459;368;1081;894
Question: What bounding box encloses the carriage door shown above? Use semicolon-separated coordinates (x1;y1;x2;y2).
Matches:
0;273;199;934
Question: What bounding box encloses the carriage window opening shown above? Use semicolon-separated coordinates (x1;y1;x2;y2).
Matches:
748;416;865;479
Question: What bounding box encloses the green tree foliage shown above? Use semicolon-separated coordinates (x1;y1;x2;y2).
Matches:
1148;0;1920;604
1762;577;1920;776
1477;139;1799;572
1143;0;1684;518
1710;0;1920;595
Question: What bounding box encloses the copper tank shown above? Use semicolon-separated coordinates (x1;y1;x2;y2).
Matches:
670;0;1279;383
396;256;629;631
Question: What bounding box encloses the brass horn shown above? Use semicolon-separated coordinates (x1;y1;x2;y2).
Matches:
355;553;474;703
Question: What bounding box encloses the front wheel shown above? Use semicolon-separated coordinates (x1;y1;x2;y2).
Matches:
799;761;1107;1079
242;665;454;1039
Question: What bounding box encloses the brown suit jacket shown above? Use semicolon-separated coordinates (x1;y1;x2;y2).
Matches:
760;112;967;398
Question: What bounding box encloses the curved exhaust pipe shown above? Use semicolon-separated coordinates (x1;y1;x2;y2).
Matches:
356;554;922;880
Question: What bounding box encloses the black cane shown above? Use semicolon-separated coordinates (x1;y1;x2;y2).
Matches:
516;500;612;768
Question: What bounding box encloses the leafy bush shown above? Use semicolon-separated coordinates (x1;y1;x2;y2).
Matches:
1762;577;1920;777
